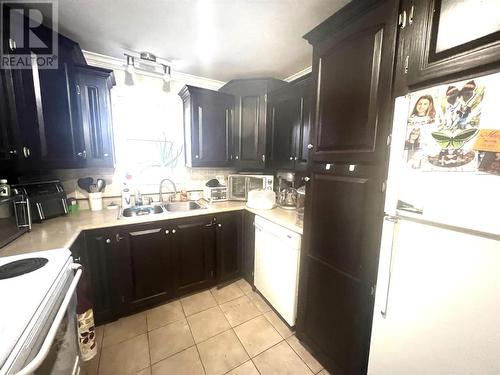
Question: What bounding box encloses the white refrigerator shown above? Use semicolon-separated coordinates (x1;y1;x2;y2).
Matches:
367;73;500;375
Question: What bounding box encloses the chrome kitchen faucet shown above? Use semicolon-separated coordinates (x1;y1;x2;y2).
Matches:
159;178;177;202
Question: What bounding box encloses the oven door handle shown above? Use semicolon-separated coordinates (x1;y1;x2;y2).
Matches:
15;264;83;375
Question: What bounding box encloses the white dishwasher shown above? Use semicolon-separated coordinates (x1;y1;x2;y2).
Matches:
254;216;301;326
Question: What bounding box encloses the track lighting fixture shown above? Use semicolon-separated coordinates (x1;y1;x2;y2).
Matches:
124;54;135;86
123;51;174;89
162;64;171;93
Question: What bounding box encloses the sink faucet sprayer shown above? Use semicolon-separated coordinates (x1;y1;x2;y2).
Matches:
159;179;177;203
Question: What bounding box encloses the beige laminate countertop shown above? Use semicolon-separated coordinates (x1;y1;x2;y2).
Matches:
0;202;302;257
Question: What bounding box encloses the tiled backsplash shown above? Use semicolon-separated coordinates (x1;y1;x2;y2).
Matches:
55;167;236;208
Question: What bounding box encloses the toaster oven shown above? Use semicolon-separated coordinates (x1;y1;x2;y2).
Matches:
12;180;68;223
0;195;31;249
203;186;228;203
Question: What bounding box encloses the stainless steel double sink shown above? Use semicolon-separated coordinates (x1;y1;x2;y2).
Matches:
120;201;205;218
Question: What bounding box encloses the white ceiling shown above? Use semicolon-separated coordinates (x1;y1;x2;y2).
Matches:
51;0;350;82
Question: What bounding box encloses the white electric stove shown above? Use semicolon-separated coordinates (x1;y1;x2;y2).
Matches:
0;249;82;375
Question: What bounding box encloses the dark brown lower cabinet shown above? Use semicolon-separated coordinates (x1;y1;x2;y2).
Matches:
84;228;124;323
116;223;174;312
241;211;255;284
82;212;243;324
215;212;242;283
296;164;385;375
172;216;216;295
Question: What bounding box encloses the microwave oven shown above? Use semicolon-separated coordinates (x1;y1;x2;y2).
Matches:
0;195;31;249
227;174;274;201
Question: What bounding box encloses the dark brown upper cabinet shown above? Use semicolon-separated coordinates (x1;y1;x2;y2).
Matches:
29;28;85;168
74;65;116;168
304;0;398;164
0;8;114;173
267;74;311;171
0;8;27;171
0;33;75;170
0;69;21;170
219;78;285;169
179;85;234;168
405;0;500;87
392;0;415;97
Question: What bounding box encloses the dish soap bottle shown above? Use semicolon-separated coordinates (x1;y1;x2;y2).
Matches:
121;174;133;209
0;179;11;197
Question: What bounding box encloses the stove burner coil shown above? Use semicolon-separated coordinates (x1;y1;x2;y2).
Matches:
0;258;48;279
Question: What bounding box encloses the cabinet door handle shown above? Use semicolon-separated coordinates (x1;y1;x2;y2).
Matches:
36;203;45;220
304;177;310;182
9;149;17;155
116;234;124;242
307;144;313;149
165;230;170;235
61;198;68;214
380;215;400;317
217;223;222;228
8;38;16;51
105;239;111;244
289;156;293;160
172;229;176;234
398;10;407;29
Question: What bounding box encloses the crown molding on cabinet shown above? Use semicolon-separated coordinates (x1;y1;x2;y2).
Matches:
82;50;226;91
284;66;312;82
83;50;312;88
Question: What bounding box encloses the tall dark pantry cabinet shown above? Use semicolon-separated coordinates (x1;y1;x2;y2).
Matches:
295;1;399;375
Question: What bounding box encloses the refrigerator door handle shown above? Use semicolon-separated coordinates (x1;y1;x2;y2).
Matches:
384;215;399;223
380;214;400;318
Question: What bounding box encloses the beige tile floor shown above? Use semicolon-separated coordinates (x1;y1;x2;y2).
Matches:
84;279;330;375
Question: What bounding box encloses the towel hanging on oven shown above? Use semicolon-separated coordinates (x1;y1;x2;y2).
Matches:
76;266;97;361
